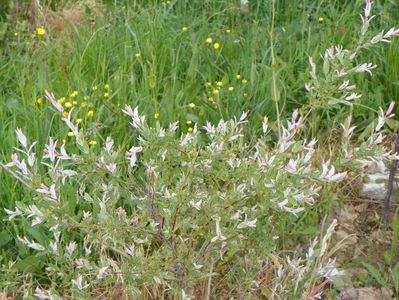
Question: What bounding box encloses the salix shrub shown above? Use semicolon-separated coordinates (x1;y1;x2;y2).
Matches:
2;0;399;298
303;0;399;132
1;92;396;298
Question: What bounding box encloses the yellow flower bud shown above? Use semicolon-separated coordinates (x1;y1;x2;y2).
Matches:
36;27;46;36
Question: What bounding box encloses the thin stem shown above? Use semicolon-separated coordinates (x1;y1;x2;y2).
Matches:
383;130;399;224
270;0;281;139
205;259;214;300
0;162;33;190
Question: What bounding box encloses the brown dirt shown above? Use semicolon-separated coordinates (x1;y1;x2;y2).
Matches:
329;200;396;266
337;286;392;300
7;0;104;35
40;0;104;35
328;198;398;299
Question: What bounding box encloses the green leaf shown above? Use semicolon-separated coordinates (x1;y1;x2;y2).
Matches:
84;193;94;202
323;57;330;77
221;76;229;86
291;142;303;153
385;119;399;131
327;98;353;106
149;74;157;89
185;113;199;123
393;262;399;280
332;272;352;290
358;122;375;142
293;226;319;235
386;210;399;266
14;255;42;273
0;231;12;248
361;261;388;287
26;227;47;246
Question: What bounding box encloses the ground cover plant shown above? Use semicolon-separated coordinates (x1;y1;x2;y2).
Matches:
1;0;399;299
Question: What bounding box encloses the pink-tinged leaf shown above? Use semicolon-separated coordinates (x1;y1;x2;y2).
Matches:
45;90;64;113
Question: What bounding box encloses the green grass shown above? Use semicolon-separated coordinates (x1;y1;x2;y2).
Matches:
1;0;399;296
1;1;398;139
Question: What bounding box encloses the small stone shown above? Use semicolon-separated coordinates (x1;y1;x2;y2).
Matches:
360;174;390;200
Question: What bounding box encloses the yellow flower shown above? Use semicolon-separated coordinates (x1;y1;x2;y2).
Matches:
186;120;192;125
319;16;324;22
14;32;18;36
182;26;188;32
87;110;94;118
70;91;78;98
91;86;98;91
189;102;195;108
205;82;212;87
208;97;214;102
228;86;234;92
206;37;212;44
65;102;73;108
104;92;110;98
89;140;97;146
77;118;83;123
36;27;46;36
135;53;141;59
80;102;87;108
62;139;66;144
154;113;160;120
104;84;110;90
216;81;223;87
72;101;78;106
36;98;43;105
57;97;66;104
212;89;219;95
187;127;193;133
236;74;241;80
213;42;220;49
67;131;74;137
63;111;69;117
242;79;248;84
225;29;231;33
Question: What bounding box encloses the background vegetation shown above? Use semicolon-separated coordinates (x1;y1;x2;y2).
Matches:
1;0;399;298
